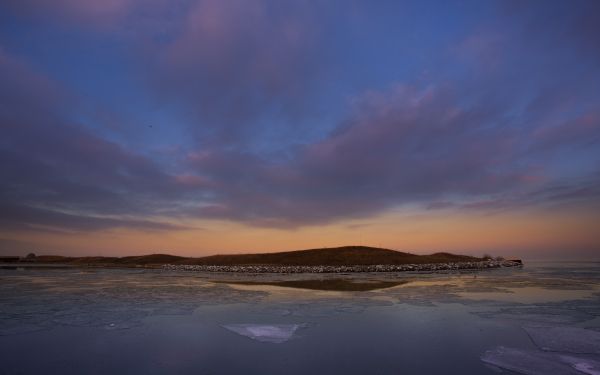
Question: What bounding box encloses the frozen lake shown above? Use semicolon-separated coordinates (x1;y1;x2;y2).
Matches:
1;262;599;374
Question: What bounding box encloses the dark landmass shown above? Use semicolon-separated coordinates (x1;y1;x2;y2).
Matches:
10;246;522;273
25;254;186;266
178;246;482;266
16;246;486;267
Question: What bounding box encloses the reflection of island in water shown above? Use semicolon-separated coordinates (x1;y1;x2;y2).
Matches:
218;278;411;292
1;261;599;375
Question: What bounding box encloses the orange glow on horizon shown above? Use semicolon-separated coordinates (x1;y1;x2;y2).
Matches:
2;207;599;260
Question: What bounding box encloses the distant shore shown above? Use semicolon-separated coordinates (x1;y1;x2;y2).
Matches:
162;259;522;273
3;246;523;272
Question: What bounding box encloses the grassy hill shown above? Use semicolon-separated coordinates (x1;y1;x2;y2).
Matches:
27;246;482;267
178;246;480;266
32;254;185;265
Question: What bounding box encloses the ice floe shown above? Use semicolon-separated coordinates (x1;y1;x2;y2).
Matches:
559;355;600;375
482;326;600;375
222;324;304;343
480;346;600;375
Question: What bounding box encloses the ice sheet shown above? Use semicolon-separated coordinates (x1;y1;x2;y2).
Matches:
1;262;600;374
524;326;600;354
481;346;581;375
0;270;267;335
222;324;303;343
474;307;594;324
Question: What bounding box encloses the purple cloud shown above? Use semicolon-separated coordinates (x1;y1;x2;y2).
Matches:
0;0;599;234
0;50;201;232
179;83;599;226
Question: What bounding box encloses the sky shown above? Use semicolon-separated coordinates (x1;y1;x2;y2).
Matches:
0;0;599;259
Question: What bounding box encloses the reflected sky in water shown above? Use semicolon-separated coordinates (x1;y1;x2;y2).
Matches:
1;262;599;374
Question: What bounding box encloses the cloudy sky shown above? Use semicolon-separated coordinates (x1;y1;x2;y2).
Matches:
1;0;599;258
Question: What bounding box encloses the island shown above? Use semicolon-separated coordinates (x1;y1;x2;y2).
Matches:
13;246;522;273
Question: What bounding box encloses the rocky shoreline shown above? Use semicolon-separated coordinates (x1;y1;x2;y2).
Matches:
162;260;522;273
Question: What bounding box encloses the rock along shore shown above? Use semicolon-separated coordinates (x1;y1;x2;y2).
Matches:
161;260;522;273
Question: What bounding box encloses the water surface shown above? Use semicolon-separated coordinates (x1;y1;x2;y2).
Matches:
1;262;599;374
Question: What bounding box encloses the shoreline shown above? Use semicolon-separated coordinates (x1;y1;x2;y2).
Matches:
162;260;522;273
